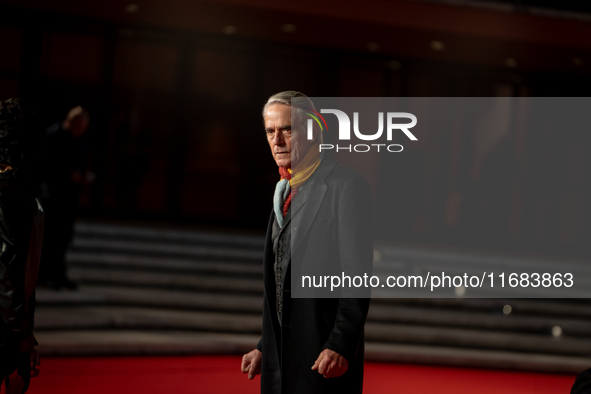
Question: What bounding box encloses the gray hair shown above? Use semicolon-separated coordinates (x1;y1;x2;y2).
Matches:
66;106;89;122
262;91;323;143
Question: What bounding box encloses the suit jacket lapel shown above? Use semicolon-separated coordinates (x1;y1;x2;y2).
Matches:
288;188;306;218
291;155;337;251
263;212;281;330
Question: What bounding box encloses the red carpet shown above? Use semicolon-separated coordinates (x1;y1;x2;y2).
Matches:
26;355;576;394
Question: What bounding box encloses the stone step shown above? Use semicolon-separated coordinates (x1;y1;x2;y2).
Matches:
70;238;262;261
75;222;265;248
365;322;591;357
63;264;591;323
364;342;590;375
36;285;264;313
34;305;591;356
66;252;262;276
372;298;591;319
36;285;591;338
35;306;262;333
35;330;260;356
67;268;263;293
368;304;591;337
33;329;591;374
76;222;587;277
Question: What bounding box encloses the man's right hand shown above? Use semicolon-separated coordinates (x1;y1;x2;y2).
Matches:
241;349;262;380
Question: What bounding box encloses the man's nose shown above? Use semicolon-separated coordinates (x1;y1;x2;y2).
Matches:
272;130;284;145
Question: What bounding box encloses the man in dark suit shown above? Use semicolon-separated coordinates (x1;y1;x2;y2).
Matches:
241;91;373;393
0;98;43;393
38;106;90;290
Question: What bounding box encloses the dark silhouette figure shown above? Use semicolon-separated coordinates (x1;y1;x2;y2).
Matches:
38;106;90;290
0;98;43;393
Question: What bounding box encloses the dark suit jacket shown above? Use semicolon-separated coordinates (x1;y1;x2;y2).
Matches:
258;154;374;394
0;172;43;381
572;368;591;394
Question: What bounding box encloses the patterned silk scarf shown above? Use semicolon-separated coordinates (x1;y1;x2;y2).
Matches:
273;145;321;227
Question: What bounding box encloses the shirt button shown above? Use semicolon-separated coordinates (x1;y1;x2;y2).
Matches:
279;240;283;245
278;257;282;262
277;274;282;279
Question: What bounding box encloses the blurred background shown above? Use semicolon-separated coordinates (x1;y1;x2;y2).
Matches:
1;0;591;392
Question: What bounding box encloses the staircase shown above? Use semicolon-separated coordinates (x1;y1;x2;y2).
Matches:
35;222;591;374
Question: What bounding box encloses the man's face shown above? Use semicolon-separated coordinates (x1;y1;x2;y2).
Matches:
265;103;315;168
66;116;89;138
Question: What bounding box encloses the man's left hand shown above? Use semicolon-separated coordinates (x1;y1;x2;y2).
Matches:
311;349;349;378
